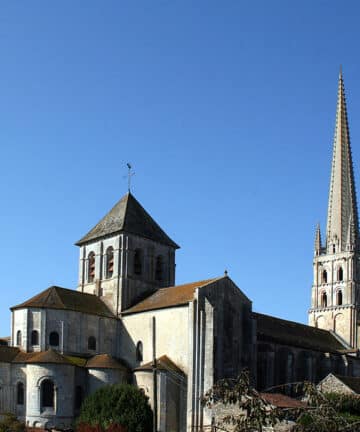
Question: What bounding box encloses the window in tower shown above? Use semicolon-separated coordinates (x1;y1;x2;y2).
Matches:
88;336;96;350
155;255;163;281
49;331;59;347
41;379;55;408
16;330;22;347
333;244;336;253
134;249;142;275
88;252;95;283
31;330;39;346
337;290;343;306
136;341;143;362
17;382;24;405
322;270;328;284
105;246;114;279
321;292;328;307
338;267;344;282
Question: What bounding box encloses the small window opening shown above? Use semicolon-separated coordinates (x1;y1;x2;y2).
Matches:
136;341;143;362
155;256;163;281
41;379;54;408
49;331;59;347
337;290;343;306
134;249;142;275
338;267;344;282
75;386;83;410
16;331;22;347
88;252;95;283
321;292;328;308
88;336;96;350
333;244;336;253
105;247;114;279
17;382;24;405
31;330;39;346
322;270;328;284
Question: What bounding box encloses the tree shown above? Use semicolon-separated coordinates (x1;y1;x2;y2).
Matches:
0;413;25;432
77;384;153;432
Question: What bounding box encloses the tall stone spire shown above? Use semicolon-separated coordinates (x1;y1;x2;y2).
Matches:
326;69;359;252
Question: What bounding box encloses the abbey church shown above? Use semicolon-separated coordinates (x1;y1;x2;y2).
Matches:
1;71;360;431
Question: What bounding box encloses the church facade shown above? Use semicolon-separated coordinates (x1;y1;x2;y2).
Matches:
1;71;360;431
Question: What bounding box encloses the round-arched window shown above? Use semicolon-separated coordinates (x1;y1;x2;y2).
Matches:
31;330;39;346
88;336;96;351
88;252;95;283
41;379;55;408
136;341;143;362
49;331;59;347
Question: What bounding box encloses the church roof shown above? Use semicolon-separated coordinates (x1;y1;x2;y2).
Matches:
328;374;360;394
134;355;184;375
13;348;75;365
255;312;345;352
0;346;20;363
123;278;220;314
75;192;179;248
86;354;128;370
11;286;116;318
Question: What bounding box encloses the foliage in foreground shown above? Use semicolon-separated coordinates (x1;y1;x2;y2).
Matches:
202;370;360;432
0;413;25;432
77;384;153;432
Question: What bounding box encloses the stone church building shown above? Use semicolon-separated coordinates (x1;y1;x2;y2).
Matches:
1;71;360;431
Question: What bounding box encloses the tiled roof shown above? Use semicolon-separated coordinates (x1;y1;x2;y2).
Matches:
0;346;20;363
333;375;360;394
13;349;74;365
134;355;184;375
123;278;219;314
76;193;179;248
255;312;345;352
86;354;128;370
0;337;10;346
11;286;115;318
260;393;306;408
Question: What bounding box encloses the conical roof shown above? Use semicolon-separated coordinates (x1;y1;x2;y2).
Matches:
75;193;179;248
326;70;359;251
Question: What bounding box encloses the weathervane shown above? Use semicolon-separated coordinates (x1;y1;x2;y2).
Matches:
126;163;135;192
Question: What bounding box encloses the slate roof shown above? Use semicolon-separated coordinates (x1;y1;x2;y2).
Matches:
260;393;306;408
123;278;219;314
134;355;184;375
11;286;115;318
255;312;345;352
333;374;360;394
86;354;128;370
75;192;179;248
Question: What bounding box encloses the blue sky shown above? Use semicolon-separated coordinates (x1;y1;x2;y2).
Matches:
1;1;360;336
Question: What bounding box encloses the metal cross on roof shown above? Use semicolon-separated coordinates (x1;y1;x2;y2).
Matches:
126;163;135;192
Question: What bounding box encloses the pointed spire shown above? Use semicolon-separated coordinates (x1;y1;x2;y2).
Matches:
314;223;322;255
326;70;359;252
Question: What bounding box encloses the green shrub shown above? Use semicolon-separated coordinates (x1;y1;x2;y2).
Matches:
77;384;153;432
325;392;360;416
0;413;25;432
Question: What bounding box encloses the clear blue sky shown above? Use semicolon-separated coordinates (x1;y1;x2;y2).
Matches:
1;1;360;336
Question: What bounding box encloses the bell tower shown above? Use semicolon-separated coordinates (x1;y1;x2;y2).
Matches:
309;70;360;348
75;192;179;316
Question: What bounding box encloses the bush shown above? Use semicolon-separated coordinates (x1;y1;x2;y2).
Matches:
325;392;360;416
0;413;25;432
77;384;153;432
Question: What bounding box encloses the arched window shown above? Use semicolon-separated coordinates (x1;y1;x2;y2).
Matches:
87;252;95;283
16;330;22;347
321;292;328;308
105;247;114;279
338;267;344;282
322;270;328;284
41;379;54;408
31;330;39;346
17;382;24;405
134;249;142;275
136;341;143;362
155;256;163;281
337;290;343;306
49;332;59;347
88;336;96;350
75;386;83;410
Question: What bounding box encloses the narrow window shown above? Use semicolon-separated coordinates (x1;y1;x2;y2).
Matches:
321;292;328;307
88;252;95;283
105;247;114;279
17;382;24;405
337;290;343;306
134;249;142;275
338;267;344;282
75;386;83;410
88;336;96;350
16;330;22;347
155;256;163;281
322;270;328;284
49;332;59;347
333;244;336;253
31;330;39;346
41;379;54;408
136;341;143;362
